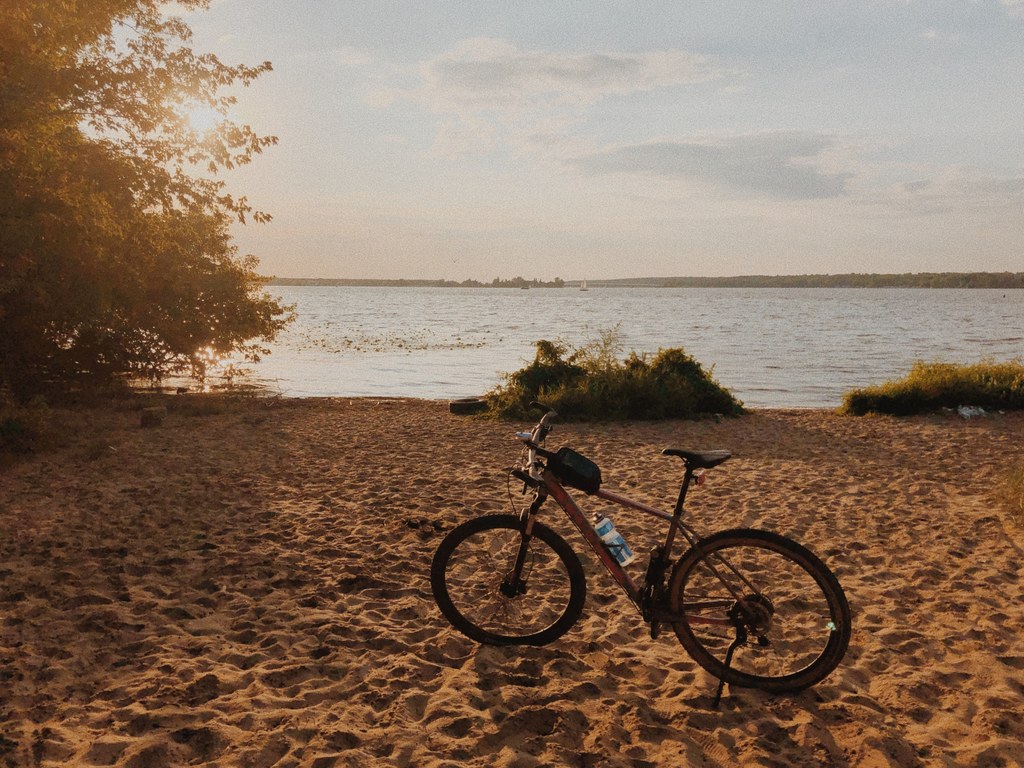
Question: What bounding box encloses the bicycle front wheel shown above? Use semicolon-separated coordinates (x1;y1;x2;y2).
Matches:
668;528;851;693
431;514;586;646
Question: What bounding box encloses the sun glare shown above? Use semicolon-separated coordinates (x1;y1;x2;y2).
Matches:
187;104;223;135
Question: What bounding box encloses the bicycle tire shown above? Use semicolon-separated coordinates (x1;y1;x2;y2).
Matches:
668;528;851;693
431;514;586;645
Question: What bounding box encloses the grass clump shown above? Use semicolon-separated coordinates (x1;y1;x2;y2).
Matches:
1002;464;1024;526
487;330;743;420
840;360;1024;416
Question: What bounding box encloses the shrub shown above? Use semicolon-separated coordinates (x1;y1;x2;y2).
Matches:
486;332;743;420
841;360;1024;416
504;340;587;400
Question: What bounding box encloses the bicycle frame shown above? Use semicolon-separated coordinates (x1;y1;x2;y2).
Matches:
515;407;747;629
528;470;735;627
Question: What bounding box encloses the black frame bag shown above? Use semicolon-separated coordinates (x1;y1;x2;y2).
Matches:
550;447;602;494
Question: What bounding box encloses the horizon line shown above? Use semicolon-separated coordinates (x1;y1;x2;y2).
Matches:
264;271;1024;288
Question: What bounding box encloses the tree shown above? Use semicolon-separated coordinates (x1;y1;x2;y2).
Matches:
0;0;291;399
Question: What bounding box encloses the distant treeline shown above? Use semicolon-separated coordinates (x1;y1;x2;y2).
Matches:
267;276;566;288
266;272;1024;289
618;272;1024;289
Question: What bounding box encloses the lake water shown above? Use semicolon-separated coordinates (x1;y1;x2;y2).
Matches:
241;286;1024;408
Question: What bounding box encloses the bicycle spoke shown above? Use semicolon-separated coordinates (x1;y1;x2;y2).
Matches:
441;524;575;639
742;558;821;672
671;530;849;690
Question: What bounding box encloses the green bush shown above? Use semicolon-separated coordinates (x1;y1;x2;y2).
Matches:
840;360;1024;416
486;332;743;420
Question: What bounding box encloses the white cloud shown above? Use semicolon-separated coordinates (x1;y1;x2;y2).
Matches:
382;38;726;158
331;46;373;68
572;133;852;200
920;27;960;43
408;38;723;112
1002;0;1024;19
878;167;1024;215
430;113;498;157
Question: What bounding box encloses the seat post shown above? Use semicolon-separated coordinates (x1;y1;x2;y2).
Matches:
672;464;694;519
662;463;694;554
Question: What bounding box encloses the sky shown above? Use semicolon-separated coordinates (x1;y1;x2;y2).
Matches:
176;0;1024;280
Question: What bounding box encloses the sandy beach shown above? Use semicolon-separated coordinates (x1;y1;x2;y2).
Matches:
1;397;1022;767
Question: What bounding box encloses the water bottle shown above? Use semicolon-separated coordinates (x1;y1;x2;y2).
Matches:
592;514;635;566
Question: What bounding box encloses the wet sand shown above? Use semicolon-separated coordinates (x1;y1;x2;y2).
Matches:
1;398;1022;767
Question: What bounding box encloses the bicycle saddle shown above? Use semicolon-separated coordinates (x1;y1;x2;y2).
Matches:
661;449;731;469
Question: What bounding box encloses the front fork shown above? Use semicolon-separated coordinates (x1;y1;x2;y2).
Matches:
501;490;547;597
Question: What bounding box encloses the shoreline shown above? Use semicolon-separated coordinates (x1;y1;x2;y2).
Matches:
133;385;851;412
2;398;1022;766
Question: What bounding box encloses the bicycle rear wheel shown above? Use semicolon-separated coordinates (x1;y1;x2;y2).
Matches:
431;514;586;645
668;528;851;693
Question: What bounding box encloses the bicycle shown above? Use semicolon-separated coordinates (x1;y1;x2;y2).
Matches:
430;402;851;702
